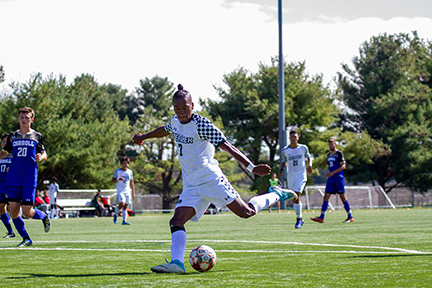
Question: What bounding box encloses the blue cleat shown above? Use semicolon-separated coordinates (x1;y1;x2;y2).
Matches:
42;212;51;233
113;214;117;224
3;232;15;238
122;221;131;225
151;259;186;273
17;238;33;247
295;218;304;229
269;186;298;201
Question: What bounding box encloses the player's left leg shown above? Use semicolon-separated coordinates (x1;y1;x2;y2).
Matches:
121;200;130;225
339;193;354;223
22;187;50;232
151;206;195;273
293;192;304;228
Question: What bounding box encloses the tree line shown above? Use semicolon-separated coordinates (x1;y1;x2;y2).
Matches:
1;31;431;208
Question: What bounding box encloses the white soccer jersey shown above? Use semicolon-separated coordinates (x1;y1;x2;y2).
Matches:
281;144;310;184
113;168;133;194
48;182;59;200
164;114;227;187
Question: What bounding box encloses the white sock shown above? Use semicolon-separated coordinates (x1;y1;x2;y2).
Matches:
171;230;187;263
122;209;127;222
115;206;119;215
248;193;279;213
56;208;59;217
50;209;55;218
293;202;302;219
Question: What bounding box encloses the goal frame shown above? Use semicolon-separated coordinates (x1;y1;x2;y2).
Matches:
304;185;395;210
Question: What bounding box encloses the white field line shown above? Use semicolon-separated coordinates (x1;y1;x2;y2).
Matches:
0;239;429;254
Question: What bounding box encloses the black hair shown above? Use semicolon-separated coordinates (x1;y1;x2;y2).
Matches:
173;84;192;102
289;130;299;136
120;156;130;164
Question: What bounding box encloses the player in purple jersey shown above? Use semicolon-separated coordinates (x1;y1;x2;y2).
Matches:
0;107;51;247
0;133;15;238
311;138;354;223
133;84;298;273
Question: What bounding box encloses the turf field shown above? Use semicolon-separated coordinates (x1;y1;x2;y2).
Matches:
0;208;431;287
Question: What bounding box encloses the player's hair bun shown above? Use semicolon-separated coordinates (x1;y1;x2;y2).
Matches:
177;84;184;91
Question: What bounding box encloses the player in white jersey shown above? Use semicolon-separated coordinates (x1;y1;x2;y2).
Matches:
280;130;313;229
133;84;297;274
112;156;135;225
48;177;60;219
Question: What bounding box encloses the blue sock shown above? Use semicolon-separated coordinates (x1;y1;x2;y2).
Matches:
1;213;13;234
12;217;30;239
343;200;352;218
320;201;329;219
32;209;46;220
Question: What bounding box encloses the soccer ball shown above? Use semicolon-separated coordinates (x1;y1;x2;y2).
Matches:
189;245;217;272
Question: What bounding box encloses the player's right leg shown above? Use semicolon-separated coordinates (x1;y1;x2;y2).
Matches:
311;191;332;223
0;201;15;238
151;207;195;273
9;201;32;247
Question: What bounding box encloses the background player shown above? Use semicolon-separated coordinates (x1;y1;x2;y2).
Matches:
280;130;313;229
48;176;60;219
268;173;281;213
311;138;354;223
133;84;297;273
112;156;135;225
0;133;14;238
0;107;51;247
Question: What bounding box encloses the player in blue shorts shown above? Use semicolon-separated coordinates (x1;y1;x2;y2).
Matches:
133;84;298;273
311;138;354;223
0;133;15;238
0;107;51;247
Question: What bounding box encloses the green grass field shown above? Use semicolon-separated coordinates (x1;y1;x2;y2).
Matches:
0;208;431;287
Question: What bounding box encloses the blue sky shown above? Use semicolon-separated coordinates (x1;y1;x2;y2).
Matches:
1;0;432;102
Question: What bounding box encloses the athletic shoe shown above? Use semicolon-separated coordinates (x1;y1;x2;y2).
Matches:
42;212;51;233
295;218;304;229
311;217;324;223
3;232;15;238
151;260;186;273
17;239;33;247
113;214;117;224
343;217;354;223
122;221;131;225
269;186;298;201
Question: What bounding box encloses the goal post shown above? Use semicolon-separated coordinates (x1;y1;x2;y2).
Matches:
304;185;395;210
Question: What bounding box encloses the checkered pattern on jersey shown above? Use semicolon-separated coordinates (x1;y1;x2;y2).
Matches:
193;114;226;147
164;120;174;134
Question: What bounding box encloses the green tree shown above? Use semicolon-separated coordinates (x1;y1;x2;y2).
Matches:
338;31;432;192
128;76;181;210
0;73;131;189
202;59;338;191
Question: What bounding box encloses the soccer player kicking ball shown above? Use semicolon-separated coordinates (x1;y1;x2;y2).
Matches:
311;138;354;224
0;107;51;247
133;84;298;273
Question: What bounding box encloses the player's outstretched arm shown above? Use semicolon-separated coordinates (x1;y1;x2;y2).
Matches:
133;126;170;146
219;141;271;176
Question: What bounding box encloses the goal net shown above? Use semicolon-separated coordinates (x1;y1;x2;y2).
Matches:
304;185;395;210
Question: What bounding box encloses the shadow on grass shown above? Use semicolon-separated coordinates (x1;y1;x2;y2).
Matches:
351;254;432;258
6;272;151;279
6;270;226;279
